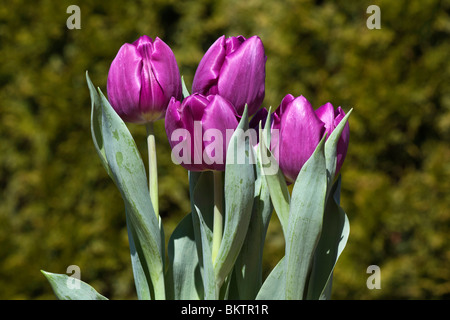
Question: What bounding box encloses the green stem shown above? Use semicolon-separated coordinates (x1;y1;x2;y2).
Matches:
146;122;159;219
211;170;224;264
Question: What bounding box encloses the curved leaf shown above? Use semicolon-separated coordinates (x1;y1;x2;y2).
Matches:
233;123;273;299
213;106;255;289
166;213;202;300
258;115;290;238
285;135;328;300
306;176;350;300
42;270;108;300
255;257;285;300
87;73;150;299
99;89;165;299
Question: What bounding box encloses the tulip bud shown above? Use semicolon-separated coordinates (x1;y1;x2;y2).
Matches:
192;35;266;117
273;95;326;183
107;35;182;124
271;95;350;183
165;94;239;171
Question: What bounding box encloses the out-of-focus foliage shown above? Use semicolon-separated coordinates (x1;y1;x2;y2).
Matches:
0;0;448;299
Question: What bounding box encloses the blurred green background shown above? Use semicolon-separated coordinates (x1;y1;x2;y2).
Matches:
0;0;449;299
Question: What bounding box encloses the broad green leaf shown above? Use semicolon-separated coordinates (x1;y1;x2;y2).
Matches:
306;176;350;300
87;73;150;300
232;122;273;299
213;106;255;289
41;270;108;300
166;213;202;300
324;108;352;188
285;135;328;300
99;89;165;299
255;257;285;300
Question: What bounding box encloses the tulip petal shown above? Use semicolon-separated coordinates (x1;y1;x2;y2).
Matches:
201;95;239;171
165;94;238;172
217;36;266;116
279;96;325;183
316;103;350;175
150;37;182;103
192;36;227;95
136;38;166;122
315;102;335;136
107;43;142;123
271;94;294;161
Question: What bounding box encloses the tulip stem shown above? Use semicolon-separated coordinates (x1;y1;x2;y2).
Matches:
211;170;224;264
146;122;159;219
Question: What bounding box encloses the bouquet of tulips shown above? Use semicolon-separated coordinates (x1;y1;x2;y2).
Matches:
42;34;351;300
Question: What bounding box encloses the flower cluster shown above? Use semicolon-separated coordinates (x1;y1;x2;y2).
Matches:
43;34;353;301
107;34;349;182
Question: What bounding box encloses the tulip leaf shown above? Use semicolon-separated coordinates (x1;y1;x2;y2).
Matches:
259;149;289;238
193;198;216;299
255;257;285;300
41;270;108;300
324;108;352;187
86;71;111;178
166;212;202;300
190;171;216;299
258;115;290;238
213;105;255;290
87;73;151;300
285;135;328;300
99;89;165;299
125;212;151;300
306;175;350;300
232;132;273;299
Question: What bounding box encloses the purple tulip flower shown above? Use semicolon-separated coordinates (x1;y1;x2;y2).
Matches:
165;94;239;171
272;95;350;183
107;35;182;124
192;35;266;117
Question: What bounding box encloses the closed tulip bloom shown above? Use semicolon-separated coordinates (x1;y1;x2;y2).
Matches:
315;102;350;175
165;94;239;171
271;95;350;183
273;95;326;183
192;35;266;117
107;35;182;124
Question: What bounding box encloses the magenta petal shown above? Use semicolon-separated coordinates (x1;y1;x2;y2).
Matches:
136;38;166;122
217;36;266;116
279;96;325;183
271;94;294;162
225;35;245;54
132;34;153;47
201;95;239;171
164;94;239;172
165;97;200;171
107;43;143;123
316;103;350;174
192;36;227;95
150;37;182;101
315;102;336;137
